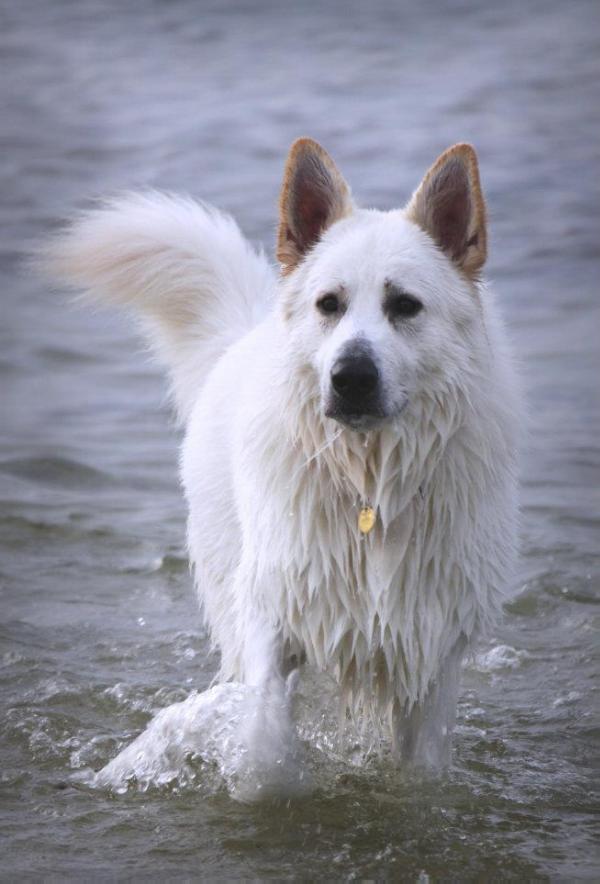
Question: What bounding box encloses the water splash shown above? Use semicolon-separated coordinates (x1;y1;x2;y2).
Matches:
471;645;529;672
90;677;309;802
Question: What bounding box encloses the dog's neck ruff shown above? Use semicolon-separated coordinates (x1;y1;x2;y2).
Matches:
284;381;460;532
279;393;463;709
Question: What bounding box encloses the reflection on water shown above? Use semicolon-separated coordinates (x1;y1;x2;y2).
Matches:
1;0;599;878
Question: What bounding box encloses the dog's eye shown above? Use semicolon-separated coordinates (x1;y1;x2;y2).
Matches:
317;293;341;315
385;293;423;321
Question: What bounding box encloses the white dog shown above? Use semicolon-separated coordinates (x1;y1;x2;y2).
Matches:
45;139;520;777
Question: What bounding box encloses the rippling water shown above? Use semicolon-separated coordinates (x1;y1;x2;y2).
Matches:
2;0;599;878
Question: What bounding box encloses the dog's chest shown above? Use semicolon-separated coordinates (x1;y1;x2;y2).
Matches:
244;413;482;705
285;498;450;704
259;458;466;705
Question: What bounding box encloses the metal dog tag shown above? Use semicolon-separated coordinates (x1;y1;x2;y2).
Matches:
358;505;376;535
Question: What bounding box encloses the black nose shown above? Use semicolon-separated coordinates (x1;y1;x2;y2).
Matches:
331;354;379;404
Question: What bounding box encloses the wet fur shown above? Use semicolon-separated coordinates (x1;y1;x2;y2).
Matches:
44;140;520;773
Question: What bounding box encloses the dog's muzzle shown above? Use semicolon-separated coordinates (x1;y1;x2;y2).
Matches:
325;350;385;429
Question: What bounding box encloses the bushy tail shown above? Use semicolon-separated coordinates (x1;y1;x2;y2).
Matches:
41;192;276;422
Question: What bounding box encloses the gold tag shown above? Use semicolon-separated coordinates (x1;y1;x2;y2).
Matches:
358;505;376;535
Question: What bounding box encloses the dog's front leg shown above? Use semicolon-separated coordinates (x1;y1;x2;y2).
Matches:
214;552;286;688
225;566;307;800
391;637;467;769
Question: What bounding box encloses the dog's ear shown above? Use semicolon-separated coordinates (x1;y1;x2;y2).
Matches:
406;143;487;280
277;138;353;274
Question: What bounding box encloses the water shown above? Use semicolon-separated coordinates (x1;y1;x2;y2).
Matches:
1;0;599;877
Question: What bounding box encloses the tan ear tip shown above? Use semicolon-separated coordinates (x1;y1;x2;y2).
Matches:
452;141;477;153
442;142;478;163
287;136;324;157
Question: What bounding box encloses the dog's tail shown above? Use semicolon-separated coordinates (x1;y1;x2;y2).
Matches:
41;192;276;422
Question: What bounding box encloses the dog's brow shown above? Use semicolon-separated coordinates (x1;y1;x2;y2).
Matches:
384;280;409;298
320;284;346;296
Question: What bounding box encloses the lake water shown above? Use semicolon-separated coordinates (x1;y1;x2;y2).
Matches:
1;0;599;878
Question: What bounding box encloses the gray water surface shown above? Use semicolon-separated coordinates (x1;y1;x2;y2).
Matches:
1;0;599;878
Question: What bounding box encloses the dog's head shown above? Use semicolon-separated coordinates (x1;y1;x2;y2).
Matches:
277;138;488;431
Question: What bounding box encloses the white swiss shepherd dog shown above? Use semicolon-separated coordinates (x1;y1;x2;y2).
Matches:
46;139;520;796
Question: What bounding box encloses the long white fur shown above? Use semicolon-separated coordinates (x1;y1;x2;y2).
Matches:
43;192;276;423
44;177;520;771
